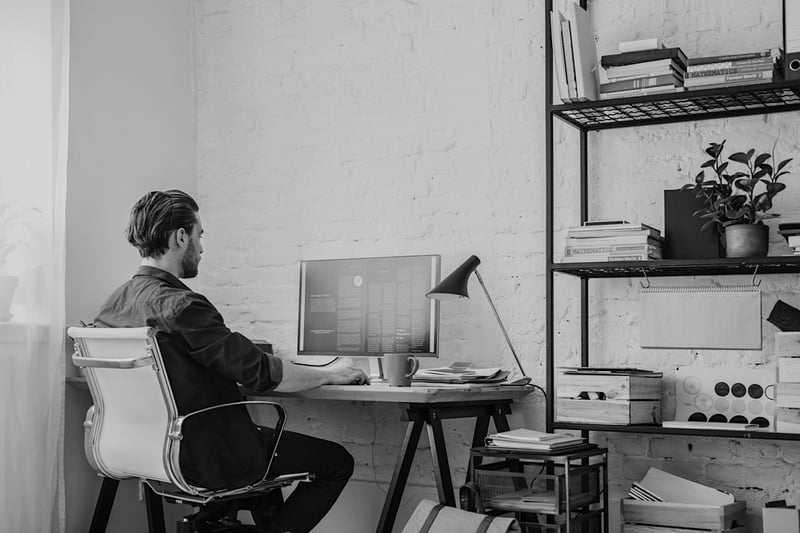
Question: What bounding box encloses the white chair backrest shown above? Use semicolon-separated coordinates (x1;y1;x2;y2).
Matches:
68;327;176;484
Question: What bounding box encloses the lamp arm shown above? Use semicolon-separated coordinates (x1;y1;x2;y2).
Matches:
474;270;527;379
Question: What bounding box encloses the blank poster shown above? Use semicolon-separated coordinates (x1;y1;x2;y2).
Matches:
639;285;761;349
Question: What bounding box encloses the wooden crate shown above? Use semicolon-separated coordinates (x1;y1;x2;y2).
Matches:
623;526;746;533
778;356;800;383
621;499;746;531
775;332;800;357
776;382;800;408
557;373;661;401
776;407;800;433
555;399;661;425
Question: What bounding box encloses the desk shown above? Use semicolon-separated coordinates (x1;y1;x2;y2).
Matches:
68;378;532;533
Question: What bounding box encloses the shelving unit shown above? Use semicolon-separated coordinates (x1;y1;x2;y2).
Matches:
544;0;800;441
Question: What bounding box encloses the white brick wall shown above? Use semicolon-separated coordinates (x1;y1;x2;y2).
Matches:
194;1;800;530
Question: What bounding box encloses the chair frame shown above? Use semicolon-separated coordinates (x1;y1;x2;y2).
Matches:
69;326;311;532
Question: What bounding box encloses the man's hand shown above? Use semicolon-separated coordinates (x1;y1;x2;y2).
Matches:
325;366;370;386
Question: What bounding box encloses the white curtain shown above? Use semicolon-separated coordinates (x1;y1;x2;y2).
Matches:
0;0;69;531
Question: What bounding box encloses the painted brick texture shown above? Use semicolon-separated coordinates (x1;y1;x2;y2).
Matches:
194;0;800;530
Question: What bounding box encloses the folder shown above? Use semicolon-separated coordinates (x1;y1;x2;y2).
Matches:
785;0;800;79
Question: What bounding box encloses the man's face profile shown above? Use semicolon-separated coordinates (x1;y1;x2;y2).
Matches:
180;216;204;279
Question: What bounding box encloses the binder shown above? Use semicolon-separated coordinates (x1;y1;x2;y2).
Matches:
639;285;762;349
785;0;800;79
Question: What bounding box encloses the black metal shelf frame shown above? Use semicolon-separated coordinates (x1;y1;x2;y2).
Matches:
543;0;800;440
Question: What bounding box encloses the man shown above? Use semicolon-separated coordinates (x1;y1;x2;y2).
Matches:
95;189;369;533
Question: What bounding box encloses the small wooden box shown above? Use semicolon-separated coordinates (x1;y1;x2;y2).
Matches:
558;373;661;401
763;507;800;532
776;382;800;408
778;356;800;383
775;332;800;357
621;499;747;531
556;399;661;425
776;407;800;433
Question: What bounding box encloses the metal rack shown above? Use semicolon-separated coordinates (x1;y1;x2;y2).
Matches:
544;0;800;440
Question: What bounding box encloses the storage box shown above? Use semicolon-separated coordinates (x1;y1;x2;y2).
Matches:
763;507;800;532
623;526;746;533
776;382;800;408
557;373;661;401
776;407;800;433
779;356;800;383
556;399;661;425
621;499;747;531
776;332;800;357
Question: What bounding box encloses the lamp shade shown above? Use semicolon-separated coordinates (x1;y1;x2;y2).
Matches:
426;255;481;300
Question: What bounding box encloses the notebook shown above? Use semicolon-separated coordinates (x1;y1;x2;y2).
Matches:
639;285;761;349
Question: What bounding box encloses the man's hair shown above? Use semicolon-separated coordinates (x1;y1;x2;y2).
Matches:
126;190;199;258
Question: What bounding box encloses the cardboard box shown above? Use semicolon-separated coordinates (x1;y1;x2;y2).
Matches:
557;373;661;401
621;499;747;531
556;399;661;425
763;507;800;532
776;407;800;433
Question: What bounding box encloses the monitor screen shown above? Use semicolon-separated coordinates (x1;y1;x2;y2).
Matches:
297;255;440;357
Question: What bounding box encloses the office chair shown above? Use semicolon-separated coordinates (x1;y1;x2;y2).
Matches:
68;326;312;533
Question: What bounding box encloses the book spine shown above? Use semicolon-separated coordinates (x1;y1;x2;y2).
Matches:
565;244;658;256
687;50;772;66
685;65;774;78
565;236;659;247
599;74;679;92
686;57;774;72
601;47;686;68
562;253;658;263
599;86;682;99
684;70;772;85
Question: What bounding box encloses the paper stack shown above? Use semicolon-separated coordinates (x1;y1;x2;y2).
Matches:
485;428;585;452
413;362;509;384
627;467;734;506
563;220;663;263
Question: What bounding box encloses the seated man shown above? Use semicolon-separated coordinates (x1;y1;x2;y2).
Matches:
94;189;369;533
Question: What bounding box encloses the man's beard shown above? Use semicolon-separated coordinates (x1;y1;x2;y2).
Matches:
181;241;200;278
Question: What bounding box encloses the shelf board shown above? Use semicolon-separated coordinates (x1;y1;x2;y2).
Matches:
551;80;800;131
553;422;800;441
550;256;800;279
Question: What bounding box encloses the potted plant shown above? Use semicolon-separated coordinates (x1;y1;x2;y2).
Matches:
0;201;36;321
682;139;792;258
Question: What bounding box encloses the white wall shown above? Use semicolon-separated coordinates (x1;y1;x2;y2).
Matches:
191;0;800;532
65;0;195;530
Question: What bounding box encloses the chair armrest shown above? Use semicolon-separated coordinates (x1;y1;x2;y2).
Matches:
173;400;288;484
72;353;155;369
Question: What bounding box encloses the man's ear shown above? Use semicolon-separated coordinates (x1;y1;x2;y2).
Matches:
174;227;188;249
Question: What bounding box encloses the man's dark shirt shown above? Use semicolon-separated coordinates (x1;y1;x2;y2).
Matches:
95;265;284;489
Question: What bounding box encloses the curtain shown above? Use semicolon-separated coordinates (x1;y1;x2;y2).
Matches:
0;0;69;531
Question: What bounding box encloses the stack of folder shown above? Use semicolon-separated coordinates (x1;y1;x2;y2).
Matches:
484;428;585;452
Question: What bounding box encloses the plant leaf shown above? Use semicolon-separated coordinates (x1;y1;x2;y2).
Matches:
701;159;716;169
754;153;771;167
777;158;793;173
729;151;750;164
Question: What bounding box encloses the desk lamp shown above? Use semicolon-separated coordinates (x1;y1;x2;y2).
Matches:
426;255;531;385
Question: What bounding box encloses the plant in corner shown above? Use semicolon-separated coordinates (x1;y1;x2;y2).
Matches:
682;139;793;258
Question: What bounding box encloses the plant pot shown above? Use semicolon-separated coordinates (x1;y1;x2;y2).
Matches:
0;275;18;321
724;223;769;258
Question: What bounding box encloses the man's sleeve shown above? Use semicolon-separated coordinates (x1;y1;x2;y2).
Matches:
171;296;283;391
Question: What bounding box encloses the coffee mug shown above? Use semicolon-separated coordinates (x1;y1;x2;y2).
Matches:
383;354;419;387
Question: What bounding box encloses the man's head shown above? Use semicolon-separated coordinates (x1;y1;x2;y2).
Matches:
126;190;204;278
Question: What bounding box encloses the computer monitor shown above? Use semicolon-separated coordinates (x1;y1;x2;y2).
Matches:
297;255;440;358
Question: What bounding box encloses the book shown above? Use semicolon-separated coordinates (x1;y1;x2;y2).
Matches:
685;80;774;91
485;432;585;451
564;243;661;257
686;63;775;78
686;57;775;73
485;428;569;443
684;70;774;87
601;46;687;69
567;227;661;240
599;86;684;100
565;1;598;100
687;49;773;66
606;68;683;83
561;252;658;263
550;9;571;103
561;19;578;100
559;367;663;377
599;73;682;93
618;38;663;53
413;364;509;384
604;58;683;79
788;235;800;247
573;221;659;232
565;235;662;247
661;420;759;431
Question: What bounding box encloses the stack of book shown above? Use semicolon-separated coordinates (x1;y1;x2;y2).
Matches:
563;221;663;263
484;428;585;452
598;40;687;100
778;222;800;254
685;49;779;90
